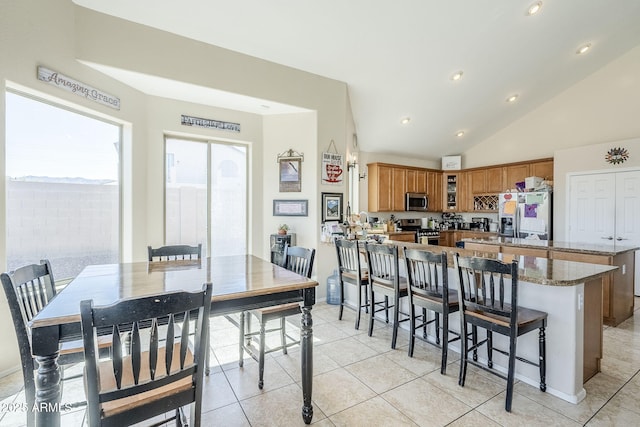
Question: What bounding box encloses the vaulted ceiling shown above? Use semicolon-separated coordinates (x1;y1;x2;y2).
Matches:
74;0;640;161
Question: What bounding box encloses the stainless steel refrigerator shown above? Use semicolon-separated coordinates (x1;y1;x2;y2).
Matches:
498;191;552;240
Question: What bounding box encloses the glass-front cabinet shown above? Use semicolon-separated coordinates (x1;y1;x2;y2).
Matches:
443;172;466;211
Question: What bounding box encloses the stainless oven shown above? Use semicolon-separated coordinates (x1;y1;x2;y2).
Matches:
416;229;440;245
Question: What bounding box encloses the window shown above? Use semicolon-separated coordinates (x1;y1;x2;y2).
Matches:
165;137;247;256
5;91;121;280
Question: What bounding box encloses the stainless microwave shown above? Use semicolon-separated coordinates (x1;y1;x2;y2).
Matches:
406;192;429;211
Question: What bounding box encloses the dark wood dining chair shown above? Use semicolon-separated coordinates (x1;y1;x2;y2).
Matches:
1;260;104;427
80;283;212;427
453;254;547;412
404;248;461;374
238;245;315;389
335;239;369;329
364;242;409;349
147;244;202;261
147;243;209;374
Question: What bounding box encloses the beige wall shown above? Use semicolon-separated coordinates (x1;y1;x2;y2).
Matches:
0;0;350;375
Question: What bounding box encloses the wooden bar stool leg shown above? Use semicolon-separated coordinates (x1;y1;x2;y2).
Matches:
384;296;390;323
338;279;345;320
441;312;449;375
368;289;375;337
408;303;416;357
391;293;399;349
434;312;440;343
355;282;362;330
505;333;518;412
539;326;547;391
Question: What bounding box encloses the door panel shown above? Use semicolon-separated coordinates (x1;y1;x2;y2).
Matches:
569;174;615;244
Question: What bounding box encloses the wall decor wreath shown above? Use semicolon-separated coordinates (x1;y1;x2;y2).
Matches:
605;147;629;165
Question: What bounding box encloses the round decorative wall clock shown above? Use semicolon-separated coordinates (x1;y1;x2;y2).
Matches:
605;147;629;165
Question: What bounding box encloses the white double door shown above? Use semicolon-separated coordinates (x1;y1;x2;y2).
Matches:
569;170;640;295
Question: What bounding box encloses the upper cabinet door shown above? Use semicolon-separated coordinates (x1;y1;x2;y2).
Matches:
530;160;554;181
504;164;529;190
485;167;504;193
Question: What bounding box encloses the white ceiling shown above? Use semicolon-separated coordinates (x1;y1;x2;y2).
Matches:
74;0;640;161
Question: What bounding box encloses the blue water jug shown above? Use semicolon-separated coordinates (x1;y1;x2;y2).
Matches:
326;269;340;305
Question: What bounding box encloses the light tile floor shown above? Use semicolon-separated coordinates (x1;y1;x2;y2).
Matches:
2;297;640;426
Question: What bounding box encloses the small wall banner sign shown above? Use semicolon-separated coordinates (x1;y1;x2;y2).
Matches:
37;66;120;110
322;152;344;184
181;115;241;133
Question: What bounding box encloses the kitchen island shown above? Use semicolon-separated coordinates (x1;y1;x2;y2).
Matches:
461;237;638;326
371;240;617;404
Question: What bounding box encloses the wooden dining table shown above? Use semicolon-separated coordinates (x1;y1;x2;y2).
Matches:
29;255;318;427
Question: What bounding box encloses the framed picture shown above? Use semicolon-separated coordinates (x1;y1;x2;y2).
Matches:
273;199;308;216
321;192;343;223
279;158;302;192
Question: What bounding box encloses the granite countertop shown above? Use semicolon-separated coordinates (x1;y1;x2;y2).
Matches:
385;240;617;287
462;236;639;256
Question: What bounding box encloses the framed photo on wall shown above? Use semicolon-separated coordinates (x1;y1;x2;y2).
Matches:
273;199;308;216
321;192;343;223
279;158;302;192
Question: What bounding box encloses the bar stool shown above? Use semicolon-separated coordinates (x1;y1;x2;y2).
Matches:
403;248;461;374
454;254;547;412
335;239;369;329
364;242;409;349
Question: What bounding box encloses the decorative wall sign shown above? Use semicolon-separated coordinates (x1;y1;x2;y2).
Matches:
181;115;240;132
37;66;120;110
321;139;343;184
605;147;629;165
322;152;344;184
273;199;308;216
321;192;343;223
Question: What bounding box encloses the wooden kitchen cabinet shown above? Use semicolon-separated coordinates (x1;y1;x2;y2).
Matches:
406;168;427;193
391;167;406;211
485;166;504;193
468;169;486;195
550;250;634;326
530;160;554;181
504;164;529;190
367;163;407;212
443;172;467;212
427;171;442;211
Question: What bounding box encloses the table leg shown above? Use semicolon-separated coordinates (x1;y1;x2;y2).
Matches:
301;304;313;424
34;352;61;427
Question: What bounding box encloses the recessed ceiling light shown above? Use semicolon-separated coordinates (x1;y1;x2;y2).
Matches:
526;1;542;16
576;43;592;55
506;94;519;103
401;117;411;125
451;71;464;81
456;131;465;137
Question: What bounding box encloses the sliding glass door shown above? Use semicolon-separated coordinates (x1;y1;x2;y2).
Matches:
165;137;247;256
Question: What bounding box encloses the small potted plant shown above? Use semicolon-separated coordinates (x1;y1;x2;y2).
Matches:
278;224;289;235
